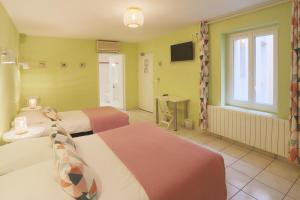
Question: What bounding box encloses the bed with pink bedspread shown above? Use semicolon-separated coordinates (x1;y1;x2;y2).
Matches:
99;123;227;200
83;106;129;133
0;123;226;200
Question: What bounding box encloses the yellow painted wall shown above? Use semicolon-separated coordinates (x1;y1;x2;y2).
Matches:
0;3;20;137
138;25;201;126
20;35;138;111
209;2;292;119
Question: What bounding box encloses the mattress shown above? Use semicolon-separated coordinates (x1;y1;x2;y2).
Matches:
0;135;149;200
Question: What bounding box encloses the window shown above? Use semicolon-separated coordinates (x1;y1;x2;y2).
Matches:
227;28;277;112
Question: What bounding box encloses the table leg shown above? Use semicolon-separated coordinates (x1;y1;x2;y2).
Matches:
174;102;178;131
184;101;188;119
156;98;159;124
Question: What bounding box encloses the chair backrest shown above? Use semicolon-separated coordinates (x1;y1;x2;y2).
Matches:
159;98;171;115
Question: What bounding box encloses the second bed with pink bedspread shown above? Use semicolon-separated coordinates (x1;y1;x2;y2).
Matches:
83;107;129;133
98;123;227;200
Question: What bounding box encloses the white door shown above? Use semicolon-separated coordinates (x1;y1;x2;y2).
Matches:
139;53;153;112
99;53;124;109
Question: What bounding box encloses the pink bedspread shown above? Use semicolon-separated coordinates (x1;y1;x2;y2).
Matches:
99;123;227;200
83;107;129;133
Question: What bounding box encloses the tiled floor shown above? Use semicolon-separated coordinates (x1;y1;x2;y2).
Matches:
127;109;300;200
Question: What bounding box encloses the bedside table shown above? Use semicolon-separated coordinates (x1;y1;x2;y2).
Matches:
2;126;45;143
20;106;42;112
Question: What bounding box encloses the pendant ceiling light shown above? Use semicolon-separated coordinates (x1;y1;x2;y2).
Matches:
123;7;144;28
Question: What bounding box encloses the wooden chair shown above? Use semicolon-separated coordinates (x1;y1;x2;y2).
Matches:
158;98;174;129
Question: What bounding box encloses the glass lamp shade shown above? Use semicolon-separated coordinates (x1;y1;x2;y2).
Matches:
28;97;38;108
123;8;144;28
14;117;28;134
0;51;16;64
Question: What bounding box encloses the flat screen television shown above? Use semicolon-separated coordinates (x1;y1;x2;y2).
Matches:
171;41;194;62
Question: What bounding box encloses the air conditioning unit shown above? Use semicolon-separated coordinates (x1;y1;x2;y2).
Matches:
96;40;121;53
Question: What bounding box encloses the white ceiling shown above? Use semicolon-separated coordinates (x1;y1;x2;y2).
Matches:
1;0;280;42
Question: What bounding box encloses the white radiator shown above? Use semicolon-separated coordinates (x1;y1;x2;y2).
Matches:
207;105;290;158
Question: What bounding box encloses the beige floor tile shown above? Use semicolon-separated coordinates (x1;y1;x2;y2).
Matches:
129;115;153;123
191;134;216;145
177;129;200;139
176;130;218;149
297;177;300;184
231;191;256;200
243;180;284;200
128;110;154;122
178;128;199;134
221;152;238;167
241;151;273;169
255;171;294;194
231;160;263;178
283;196;296;200
227;183;239;199
205;139;233;152
265;160;300;182
226;167;252;189
222;144;251;159
202;144;220;153
177;136;205;148
288;183;300;200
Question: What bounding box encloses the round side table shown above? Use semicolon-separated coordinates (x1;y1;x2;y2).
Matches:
20;106;42;112
2;126;45;143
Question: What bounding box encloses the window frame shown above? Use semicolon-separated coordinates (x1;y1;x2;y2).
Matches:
227;27;278;113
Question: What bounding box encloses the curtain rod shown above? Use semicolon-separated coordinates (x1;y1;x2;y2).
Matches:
207;0;291;25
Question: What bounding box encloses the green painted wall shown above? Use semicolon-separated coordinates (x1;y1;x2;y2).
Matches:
20;36;99;111
12;1;292;131
138;25;201;126
137;2;292;127
121;43;139;109
20;35;138;111
209;2;292;119
0;3;20;137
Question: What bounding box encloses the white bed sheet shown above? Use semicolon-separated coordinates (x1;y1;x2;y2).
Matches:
0;137;53;175
16;110;92;135
57;110;92;134
0;135;149;200
16;110;52;125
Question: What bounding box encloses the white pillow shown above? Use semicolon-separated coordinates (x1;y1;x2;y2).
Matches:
16;111;52;125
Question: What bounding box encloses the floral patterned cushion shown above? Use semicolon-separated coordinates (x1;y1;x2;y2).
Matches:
50;124;76;150
43;106;61;121
51;124;99;199
53;143;98;200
